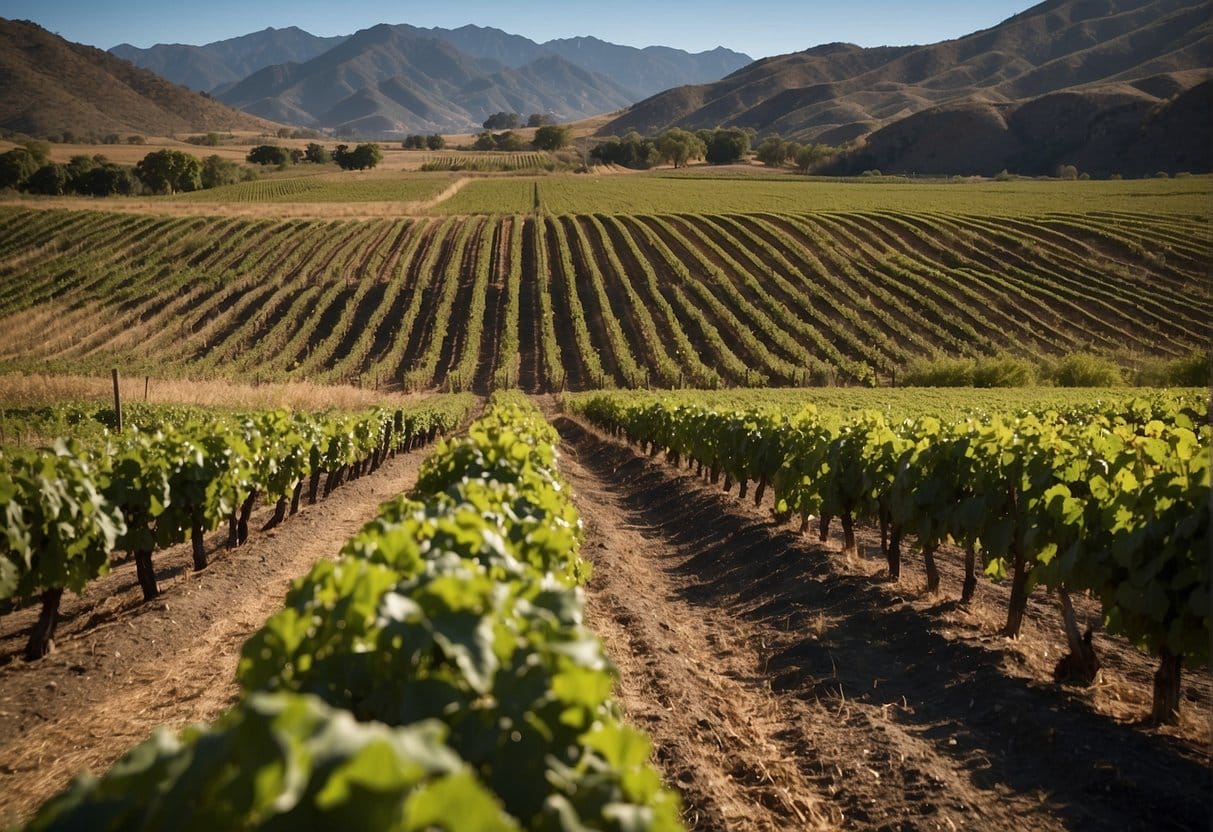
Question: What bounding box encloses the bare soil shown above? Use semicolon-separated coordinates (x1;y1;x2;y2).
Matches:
552;413;1213;832
0;449;427;827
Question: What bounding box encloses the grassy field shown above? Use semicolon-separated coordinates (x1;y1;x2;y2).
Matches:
174;170;459;203
437;173;1213;216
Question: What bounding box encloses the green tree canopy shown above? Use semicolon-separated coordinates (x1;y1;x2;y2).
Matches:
426;134;445;150
755;136;790;167
590;132;660;170
333;143;383;170
79;164;137;197
303;143;330;164
26;163;68;196
0;148;41;190
201;155;245;189
483;112;520;130
531;125;571;151
657;128;706;168
793;143;832;173
704;129;751;165
246;145;291;166
135;149;202;195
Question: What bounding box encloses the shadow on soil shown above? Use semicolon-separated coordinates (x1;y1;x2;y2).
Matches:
556;416;1212;832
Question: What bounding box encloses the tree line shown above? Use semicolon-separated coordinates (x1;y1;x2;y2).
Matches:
0;139;388;198
590;128;835;171
0;142;252;197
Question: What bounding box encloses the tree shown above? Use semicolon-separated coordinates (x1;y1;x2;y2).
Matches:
201;155;244;189
333;143;382;170
755;136;789;167
0;148;41;190
402;134;426;150
483;112;520;130
532;125;571;151
135;150;202;194
473;132;497;151
426;134;445;150
704;129;750;165
590;132;659;170
65;155;100;192
793;143;831;173
304;143;330;164
79;164;137;197
527;113;555;128
247;145;291;166
494;131;524;151
26;164;68;195
657;128;706;168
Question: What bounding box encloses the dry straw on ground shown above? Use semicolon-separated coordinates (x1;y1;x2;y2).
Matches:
0;372;424;410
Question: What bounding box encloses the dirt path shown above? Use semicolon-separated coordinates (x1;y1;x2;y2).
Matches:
0;449;427;826
411;176;470;212
553;414;1213;832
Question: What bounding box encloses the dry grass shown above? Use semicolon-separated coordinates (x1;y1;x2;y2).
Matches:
0;372;431;410
0;195;449;220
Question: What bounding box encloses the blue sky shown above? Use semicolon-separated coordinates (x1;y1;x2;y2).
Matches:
1;1;1035;58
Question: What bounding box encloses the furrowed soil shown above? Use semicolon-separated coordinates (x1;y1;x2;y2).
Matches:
551;412;1213;832
0;448;428;827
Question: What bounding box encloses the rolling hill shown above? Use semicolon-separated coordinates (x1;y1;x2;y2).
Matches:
599;0;1212;160
0;18;277;138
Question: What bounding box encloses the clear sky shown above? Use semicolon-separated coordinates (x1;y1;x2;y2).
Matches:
0;0;1036;58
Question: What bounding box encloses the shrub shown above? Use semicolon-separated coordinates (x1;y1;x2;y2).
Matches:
1133;351;1210;387
901;356;975;387
1047;352;1123;387
973;355;1037;387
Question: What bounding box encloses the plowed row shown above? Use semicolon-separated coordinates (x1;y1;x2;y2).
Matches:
0;207;1206;390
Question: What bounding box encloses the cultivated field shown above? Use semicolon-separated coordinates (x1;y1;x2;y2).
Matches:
1;165;1210;831
0;185;1206;390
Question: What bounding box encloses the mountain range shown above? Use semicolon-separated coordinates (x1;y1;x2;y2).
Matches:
602;0;1211;174
108;24;753;136
110;27;348;96
3;3;1209;175
213;24;632;136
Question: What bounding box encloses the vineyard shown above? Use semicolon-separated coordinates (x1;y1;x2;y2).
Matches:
0;205;1206;390
1;166;1211;830
418;152;564;172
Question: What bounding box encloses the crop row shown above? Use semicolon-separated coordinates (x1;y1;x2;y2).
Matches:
25;394;683;831
1;396;473;659
570;390;1209;724
0;207;1207;391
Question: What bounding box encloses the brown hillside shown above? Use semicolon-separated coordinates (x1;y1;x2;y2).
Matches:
0;19;278;138
599;0;1211;150
838;78;1212;175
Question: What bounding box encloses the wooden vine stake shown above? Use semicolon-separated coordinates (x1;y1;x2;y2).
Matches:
111;368;123;432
